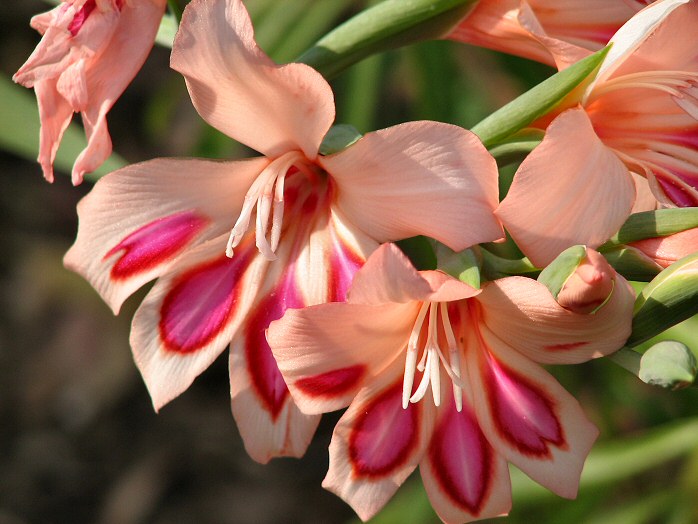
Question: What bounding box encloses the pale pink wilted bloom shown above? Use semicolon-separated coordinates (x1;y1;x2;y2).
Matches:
496;0;698;267
64;0;503;463
448;0;650;70
267;243;634;523
13;0;166;185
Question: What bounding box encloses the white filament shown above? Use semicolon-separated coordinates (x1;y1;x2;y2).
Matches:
226;151;303;261
402;301;467;412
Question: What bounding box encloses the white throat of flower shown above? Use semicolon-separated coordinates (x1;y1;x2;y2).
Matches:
226;150;306;261
402;301;466;412
586;70;698;120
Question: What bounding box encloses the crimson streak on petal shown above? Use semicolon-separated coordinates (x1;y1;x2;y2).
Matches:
428;403;494;516
349;382;420;477
105;210;209;280
159;246;255;354
482;354;565;457
246;271;305;419
295;365;366;398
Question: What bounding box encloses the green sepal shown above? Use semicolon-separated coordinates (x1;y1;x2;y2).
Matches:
471;46;610;148
604;208;698;246
600;245;662;282
434;243;481;289
536;245;586;299
319;124;363;156
628;252;698;346
296;0;477;80
639;341;697;390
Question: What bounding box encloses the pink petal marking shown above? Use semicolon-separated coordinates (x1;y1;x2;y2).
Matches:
482;354;565;457
68;0;97;36
349;382;421;477
295;365;366;399
328;229;364;302
159;246;256;354
543;342;589;351
428;402;494;516
657;176;698;207
105;210;209;281
245;271;305;419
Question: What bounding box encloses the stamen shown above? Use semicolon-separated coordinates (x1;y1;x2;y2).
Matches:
402;301;466;410
441;302;463;412
402;301;430;408
225;151;303;260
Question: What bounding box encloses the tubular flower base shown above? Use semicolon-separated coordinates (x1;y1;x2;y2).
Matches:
64;0;503;463
13;0;166;184
448;0;648;70
496;0;698;267
268;244;635;523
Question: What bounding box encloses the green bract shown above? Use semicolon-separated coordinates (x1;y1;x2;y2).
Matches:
639;341;697;390
629;252;698;346
606;208;698;245
471;46;610;148
319;124;363;156
537;245;587;299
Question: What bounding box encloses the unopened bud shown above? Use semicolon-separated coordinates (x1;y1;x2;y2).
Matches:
557;249;615;314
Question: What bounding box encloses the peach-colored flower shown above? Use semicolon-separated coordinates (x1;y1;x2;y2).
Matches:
557;248;616;314
268;244;634;523
13;0;166;184
496;0;698;267
448;0;649;70
629;228;698;268
64;0;503;463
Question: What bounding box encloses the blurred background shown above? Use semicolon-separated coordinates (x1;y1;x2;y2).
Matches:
2;1;698;523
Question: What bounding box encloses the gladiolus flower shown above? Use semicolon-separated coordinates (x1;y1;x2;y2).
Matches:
496;0;698;266
267;243;634;523
448;0;649;70
13;0;166;185
629;228;698;268
64;0;503;463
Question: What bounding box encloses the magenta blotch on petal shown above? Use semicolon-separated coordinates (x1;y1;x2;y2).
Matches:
349;383;421;477
295;365;366;399
159;246;256;354
427;402;494;515
105;210;209;280
245;271;305;419
483;354;564;456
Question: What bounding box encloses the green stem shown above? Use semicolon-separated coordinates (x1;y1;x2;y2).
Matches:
296;0;477;79
608;347;642;377
167;0;182;23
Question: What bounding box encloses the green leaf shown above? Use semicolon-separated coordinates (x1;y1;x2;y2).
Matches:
296;0;477;79
470;46;610;148
319;124;363;156
605;208;698;245
537;245;586;299
0;75;126;180
639;341;697;390
629;252;698;346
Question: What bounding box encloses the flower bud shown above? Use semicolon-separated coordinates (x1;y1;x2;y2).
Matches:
556;248;615;314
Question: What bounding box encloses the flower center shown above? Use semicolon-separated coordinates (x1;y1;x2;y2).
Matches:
402;301;466;412
587;70;698;119
226;150;317;261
